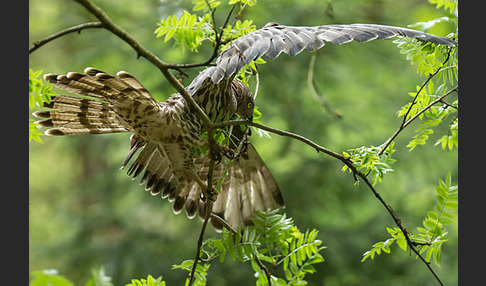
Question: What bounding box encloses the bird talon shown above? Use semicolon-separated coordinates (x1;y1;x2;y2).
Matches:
202;188;218;202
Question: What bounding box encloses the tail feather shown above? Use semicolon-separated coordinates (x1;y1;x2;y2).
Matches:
122;129;285;232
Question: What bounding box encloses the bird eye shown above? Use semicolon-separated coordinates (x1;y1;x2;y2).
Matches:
247;102;253;109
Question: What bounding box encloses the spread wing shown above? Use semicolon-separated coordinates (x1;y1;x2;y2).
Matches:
186;23;457;95
36;68;159;135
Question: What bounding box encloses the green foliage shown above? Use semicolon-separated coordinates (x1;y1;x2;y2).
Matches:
361;227;408;262
362;172;457;266
228;0;257;6
428;0;457;14
395;40;444;77
177;210;325;285
154;0;258;53
354;5;458;267
342;143;396;186
29;68;55;143
126;275;166;286
172;260;210;286
394;7;458;152
30;267;113;286
435;117;458;150
398;82;458;151
30;269;74;286
192;0;221;11
154;10;212;52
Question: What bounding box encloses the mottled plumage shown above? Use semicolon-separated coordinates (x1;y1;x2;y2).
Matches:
34;23;456;231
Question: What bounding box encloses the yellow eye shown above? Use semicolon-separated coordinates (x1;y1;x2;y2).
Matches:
247;102;253;109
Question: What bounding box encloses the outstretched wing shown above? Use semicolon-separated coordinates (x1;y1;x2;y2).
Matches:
35;68;158;135
186;23;457;94
42;68;162;134
34;94;132;135
123;127;284;232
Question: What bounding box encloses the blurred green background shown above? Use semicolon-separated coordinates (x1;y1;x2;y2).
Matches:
29;0;457;285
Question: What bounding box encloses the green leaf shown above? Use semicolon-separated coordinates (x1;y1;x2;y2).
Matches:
396;237;408;251
427;211;438;221
192;0;220;11
30;269;74;286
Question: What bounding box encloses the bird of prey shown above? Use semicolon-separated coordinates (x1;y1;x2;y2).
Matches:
34;23;457;231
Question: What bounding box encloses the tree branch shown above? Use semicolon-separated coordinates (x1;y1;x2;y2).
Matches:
215;120;349;163
29;22;103;54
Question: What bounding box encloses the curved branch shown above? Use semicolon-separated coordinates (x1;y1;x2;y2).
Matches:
215;119;445;285
307;52;341;119
215;120;348;162
29;22;103;54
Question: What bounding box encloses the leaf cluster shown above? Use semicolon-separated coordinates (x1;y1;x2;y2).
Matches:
394;7;458;152
398;81;458;151
154;0;256;53
173;209;325;285
30;269;73;286
154;10;212;52
395;40;443;77
173;260;210;286
428;0;457;14
342;143;396;186
30;267;113;286
362;172;457;266
29;69;55;143
126;275;165;286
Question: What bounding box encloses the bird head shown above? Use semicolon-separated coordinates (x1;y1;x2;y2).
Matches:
232;79;254;121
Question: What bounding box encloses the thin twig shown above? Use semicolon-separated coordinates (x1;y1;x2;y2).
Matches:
188;199;213;285
252;252;272;285
307;52;341;119
189;123;220;285
29;22;103;54
188;158;216;285
210;213;238;234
